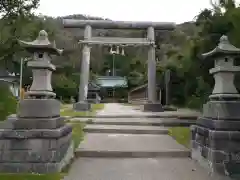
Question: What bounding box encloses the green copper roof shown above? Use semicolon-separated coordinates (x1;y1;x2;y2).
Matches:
0;69;18;83
96;76;128;88
88;82;100;90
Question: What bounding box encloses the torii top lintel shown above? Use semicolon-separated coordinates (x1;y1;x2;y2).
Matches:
63;19;176;30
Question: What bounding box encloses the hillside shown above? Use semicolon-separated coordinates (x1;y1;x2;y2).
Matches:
13;13;197;101
42;14;197;75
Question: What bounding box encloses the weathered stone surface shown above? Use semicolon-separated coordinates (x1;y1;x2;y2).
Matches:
12;116;65;129
0;30;73;174
0;140;10;150
193;124;240;140
0;140;70;163
0;141;74;173
203;101;240;120
73;102;91;111
65;157;227;180
17;99;60;118
197;117;240;131
191;123;240;177
191;139;240;176
76;133;189;158
0;132;72;151
84;124;169;134
0;117;15;129
0;124;72;139
142;102;164;112
48;132;72;149
96;103;199;118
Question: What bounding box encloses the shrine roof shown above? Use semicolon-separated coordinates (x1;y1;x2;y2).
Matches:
96;76;128;88
0;69;18;83
88;81;101;91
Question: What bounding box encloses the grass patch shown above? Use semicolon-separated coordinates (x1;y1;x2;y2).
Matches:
60;103;104;117
169;127;191;148
69;122;85;150
61;121;85;173
92;103;104;111
61;109;94;117
0;173;65;180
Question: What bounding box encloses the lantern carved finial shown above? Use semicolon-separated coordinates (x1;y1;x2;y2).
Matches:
220;35;228;43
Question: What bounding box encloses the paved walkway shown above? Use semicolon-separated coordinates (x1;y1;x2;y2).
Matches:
96;103;201;118
65;103;219;180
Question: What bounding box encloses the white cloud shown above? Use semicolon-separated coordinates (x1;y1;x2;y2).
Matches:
35;0;234;23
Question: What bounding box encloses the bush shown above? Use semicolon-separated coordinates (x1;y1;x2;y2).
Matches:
0;82;17;121
186;95;203;110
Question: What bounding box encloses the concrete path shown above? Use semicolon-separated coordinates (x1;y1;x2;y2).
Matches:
96;103;201;118
84;124;169;134
65;103;217;180
76;133;189;158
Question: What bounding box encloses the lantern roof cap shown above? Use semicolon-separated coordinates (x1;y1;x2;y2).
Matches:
202;35;240;59
18;30;63;55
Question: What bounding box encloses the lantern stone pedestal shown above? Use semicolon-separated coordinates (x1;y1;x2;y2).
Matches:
0;30;73;173
191;36;240;178
142;101;164;112
73;101;91;111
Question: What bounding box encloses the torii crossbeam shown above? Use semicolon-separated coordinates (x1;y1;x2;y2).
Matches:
63;19;176;112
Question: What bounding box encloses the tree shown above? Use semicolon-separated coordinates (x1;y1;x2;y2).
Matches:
0;0;40;71
0;0;39;18
163;0;240;109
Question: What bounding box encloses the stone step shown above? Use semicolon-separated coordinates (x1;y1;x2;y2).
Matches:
84;124;169;134
64;158;220;180
76;133;190;158
70;117;195;127
68;114;198;119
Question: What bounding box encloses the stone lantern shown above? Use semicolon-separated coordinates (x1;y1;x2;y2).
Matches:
0;30;73;173
191;35;240;177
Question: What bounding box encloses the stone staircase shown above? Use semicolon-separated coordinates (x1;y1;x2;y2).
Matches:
64;104;220;180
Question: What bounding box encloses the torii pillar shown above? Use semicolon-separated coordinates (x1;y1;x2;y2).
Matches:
147;26;156;102
142;26;164;112
73;25;92;111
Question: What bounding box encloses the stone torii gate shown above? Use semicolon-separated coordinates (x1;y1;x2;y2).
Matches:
63;19;175;111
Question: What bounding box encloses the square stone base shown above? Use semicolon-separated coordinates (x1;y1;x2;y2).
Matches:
142;102;164;112
17;99;61;118
0;123;73;173
0;141;74;173
191;124;240;177
73;102;91;111
203;100;240;120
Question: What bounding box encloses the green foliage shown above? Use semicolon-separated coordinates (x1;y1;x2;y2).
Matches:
0;0;40;72
0;83;17;121
69;122;85;149
4;0;240;108
157;0;240;109
0;173;64;180
169;127;191;148
52;74;78;102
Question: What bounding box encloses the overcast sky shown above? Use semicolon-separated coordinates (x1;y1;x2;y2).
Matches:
35;0;237;24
